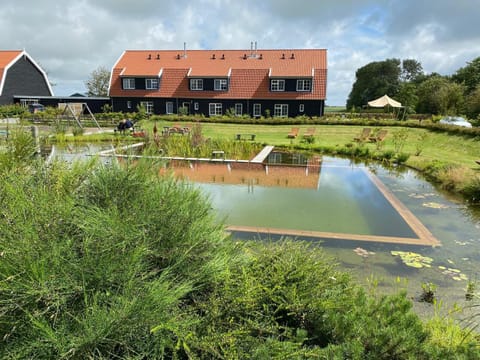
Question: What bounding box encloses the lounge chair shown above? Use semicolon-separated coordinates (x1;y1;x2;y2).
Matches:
353;128;371;142
303;128;316;139
369;129;388;143
287;127;299;138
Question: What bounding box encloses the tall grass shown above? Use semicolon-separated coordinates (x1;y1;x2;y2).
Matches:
0;157;233;358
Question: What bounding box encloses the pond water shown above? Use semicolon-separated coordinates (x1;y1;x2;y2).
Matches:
49;145;480;319
192;156;480;318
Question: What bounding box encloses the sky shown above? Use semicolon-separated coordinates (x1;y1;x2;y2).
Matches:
2;0;479;106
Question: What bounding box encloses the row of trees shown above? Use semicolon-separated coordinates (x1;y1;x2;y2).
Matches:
347;57;480;119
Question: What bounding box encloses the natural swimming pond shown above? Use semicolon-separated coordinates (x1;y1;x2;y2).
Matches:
174;155;480;315
50;145;480;316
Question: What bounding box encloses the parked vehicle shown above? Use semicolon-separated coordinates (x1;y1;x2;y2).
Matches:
28;103;45;114
439;116;472;128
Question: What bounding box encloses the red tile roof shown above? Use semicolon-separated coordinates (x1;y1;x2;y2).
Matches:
109;49;327;100
0;51;23;92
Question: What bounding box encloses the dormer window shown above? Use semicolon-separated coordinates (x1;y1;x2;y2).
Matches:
190;78;203;90
271;79;285;92
145;78;159;90
214;78;228;91
296;79;312;92
122;78;135;90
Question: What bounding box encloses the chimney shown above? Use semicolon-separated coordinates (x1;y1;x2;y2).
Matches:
183;42;187;58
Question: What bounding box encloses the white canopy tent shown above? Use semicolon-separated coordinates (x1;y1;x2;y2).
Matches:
367;94;405;119
367;94;402;108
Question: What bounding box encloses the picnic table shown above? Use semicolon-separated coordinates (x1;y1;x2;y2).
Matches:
235;133;256;141
211;150;225;159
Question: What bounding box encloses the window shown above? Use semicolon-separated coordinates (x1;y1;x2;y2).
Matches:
20;99;39;107
274;104;288;117
127;101;132;109
235;103;243;116
209;103;222;116
194;102;199;111
140;101;154;114
299;104;304;113
123;78;135;89
166;102;173;114
214;78;228;91
190;78;203;90
296;79;312;92
253;103;261;117
271;79;285;91
146;78;159;90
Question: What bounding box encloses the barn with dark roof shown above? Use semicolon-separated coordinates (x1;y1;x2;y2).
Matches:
0;50;53;106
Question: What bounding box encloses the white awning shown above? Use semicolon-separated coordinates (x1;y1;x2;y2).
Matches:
367;94;402;108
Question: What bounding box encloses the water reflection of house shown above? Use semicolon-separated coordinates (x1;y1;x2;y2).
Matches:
167;157;322;189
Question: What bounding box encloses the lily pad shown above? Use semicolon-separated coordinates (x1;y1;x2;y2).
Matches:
391;251;434;268
422;202;449;209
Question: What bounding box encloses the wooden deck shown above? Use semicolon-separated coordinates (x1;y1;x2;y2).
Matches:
226;225;436;246
251;146;275;163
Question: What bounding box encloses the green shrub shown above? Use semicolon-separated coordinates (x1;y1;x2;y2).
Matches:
0;159;231;358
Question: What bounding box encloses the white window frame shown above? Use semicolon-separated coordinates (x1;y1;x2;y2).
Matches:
209;103;222;116
146;78;159;90
194;102;199;111
253;103;261;117
296;79;312;92
20;99;39;107
274;104;288;117
214;78;228;91
122;78;135;89
140;101;154;114
190;78;203;90
234;103;243;116
299;104;305;113
166;101;174;114
271;79;285;92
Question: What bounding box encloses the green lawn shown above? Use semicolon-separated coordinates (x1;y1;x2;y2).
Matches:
152;120;479;168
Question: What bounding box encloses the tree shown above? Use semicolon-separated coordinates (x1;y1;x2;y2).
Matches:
416;75;465;115
346;59;401;110
396;82;418;114
84;66;110;96
452;57;480;95
464;84;480;120
401;59;423;82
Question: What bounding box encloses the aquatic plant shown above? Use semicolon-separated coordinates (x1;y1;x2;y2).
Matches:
391;251;433;268
465;281;476;301
420;282;437;304
353;247;375;258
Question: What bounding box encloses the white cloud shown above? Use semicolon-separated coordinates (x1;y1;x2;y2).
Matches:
1;0;479;105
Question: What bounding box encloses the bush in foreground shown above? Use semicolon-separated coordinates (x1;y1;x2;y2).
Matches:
0;155;478;358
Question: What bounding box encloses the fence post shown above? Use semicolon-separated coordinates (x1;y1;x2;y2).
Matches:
31;125;41;156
